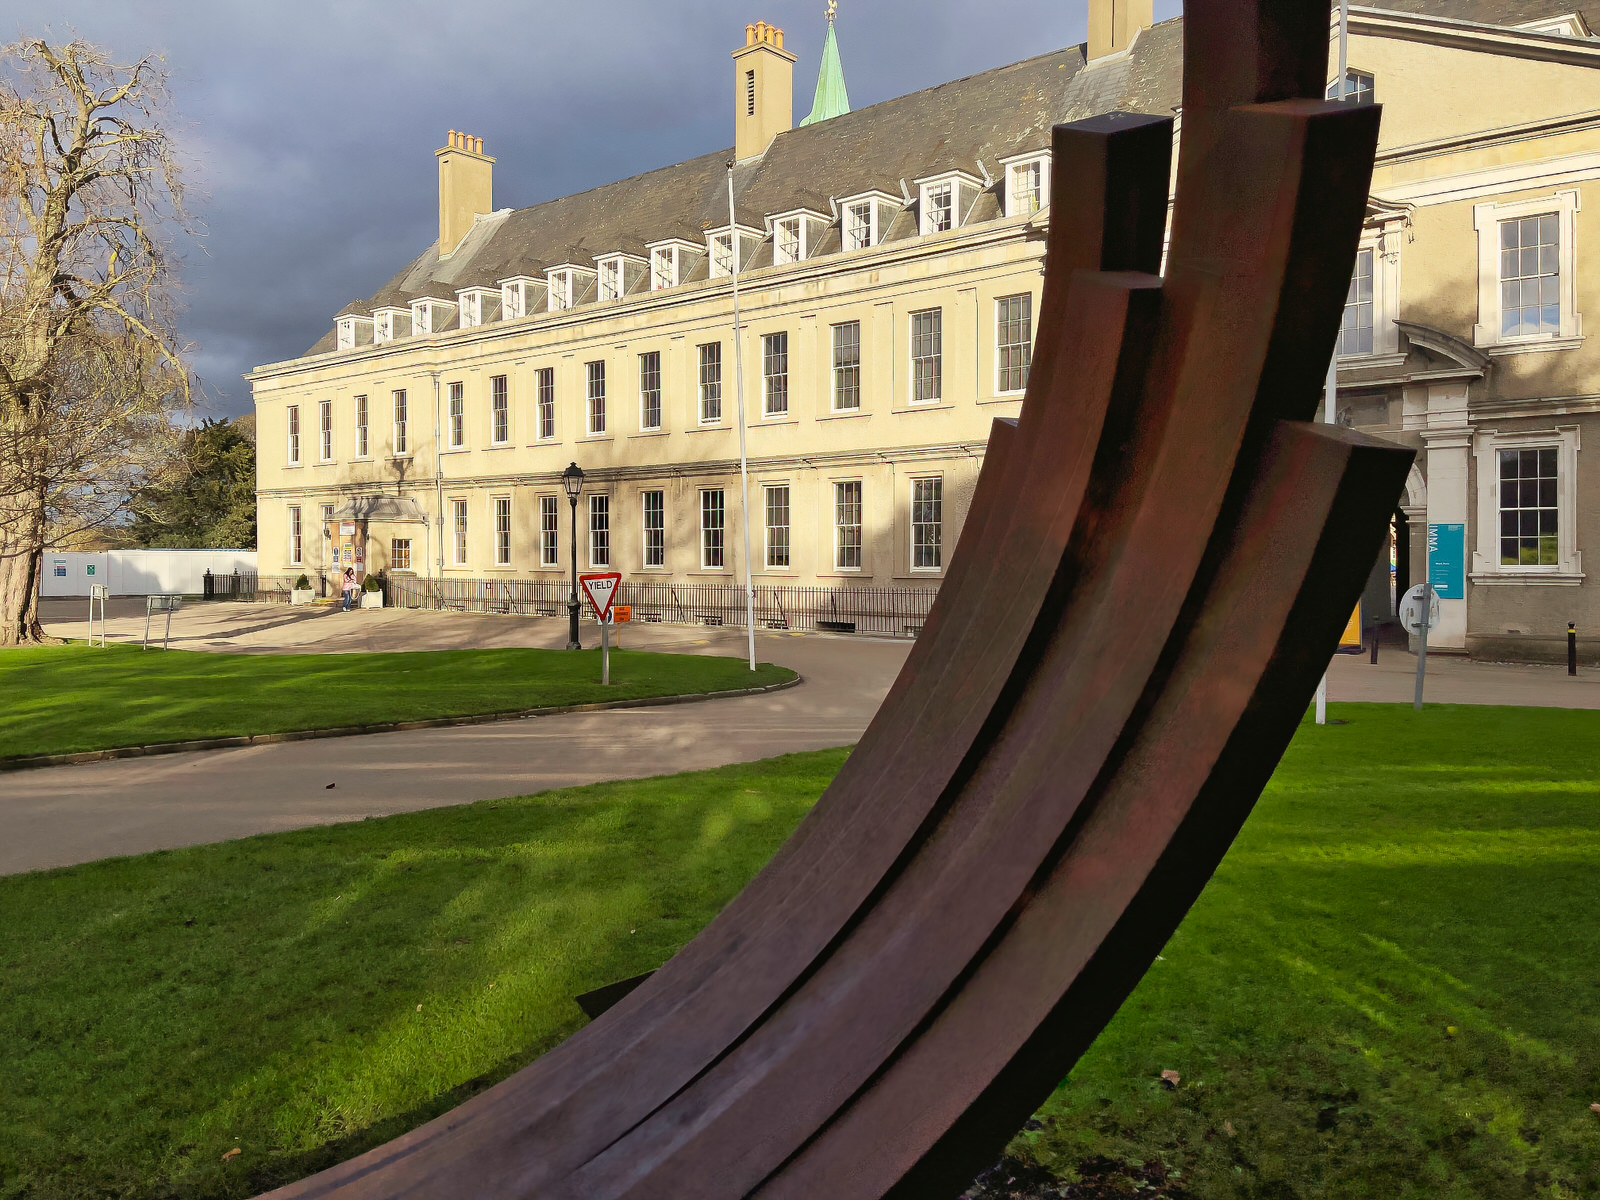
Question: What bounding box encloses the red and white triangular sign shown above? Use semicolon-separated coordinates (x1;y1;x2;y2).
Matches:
578;572;622;622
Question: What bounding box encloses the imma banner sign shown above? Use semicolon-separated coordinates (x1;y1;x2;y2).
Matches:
1427;522;1465;600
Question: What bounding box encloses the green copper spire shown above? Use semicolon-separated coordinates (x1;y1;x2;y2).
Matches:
800;4;850;127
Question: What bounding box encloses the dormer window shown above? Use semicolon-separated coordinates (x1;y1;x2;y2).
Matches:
916;171;983;236
546;265;597;312
838;191;898;252
1326;69;1375;105
706;225;764;279
372;306;412;345
766;208;828;266
774;218;800;263
335;315;374;351
1000;153;1051;218
410;297;457;336
596;253;647;302
845;201;873;250
499;275;546;320
647;239;701;291
456;287;501;329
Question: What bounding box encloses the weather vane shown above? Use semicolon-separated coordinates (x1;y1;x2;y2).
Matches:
827;0;837;21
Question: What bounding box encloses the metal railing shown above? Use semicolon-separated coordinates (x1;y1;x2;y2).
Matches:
384;576;939;638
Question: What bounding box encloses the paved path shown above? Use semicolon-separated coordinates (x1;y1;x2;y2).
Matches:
8;604;908;876
11;600;1598;877
1326;644;1600;708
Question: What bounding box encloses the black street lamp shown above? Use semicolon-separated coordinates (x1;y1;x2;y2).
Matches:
562;461;585;650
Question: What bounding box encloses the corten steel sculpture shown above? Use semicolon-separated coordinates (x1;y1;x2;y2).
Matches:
263;1;1413;1195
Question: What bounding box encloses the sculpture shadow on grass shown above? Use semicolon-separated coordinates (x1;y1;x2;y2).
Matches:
261;0;1413;1194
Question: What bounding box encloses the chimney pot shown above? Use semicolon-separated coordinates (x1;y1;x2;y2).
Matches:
746;23;756;44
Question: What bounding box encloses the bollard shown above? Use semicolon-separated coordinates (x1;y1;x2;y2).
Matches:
1369;625;1379;664
1570;622;1578;676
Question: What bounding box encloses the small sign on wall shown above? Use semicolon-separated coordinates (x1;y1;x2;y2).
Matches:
1427;522;1465;600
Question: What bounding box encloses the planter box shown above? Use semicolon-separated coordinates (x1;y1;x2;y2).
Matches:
360;592;384;609
291;589;315;606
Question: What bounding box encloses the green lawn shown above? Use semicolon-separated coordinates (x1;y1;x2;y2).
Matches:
2;707;1597;1199
0;643;793;760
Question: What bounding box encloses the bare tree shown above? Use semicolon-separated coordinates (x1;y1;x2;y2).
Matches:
0;38;191;645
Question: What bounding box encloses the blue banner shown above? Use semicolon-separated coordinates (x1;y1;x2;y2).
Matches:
1428;522;1465;600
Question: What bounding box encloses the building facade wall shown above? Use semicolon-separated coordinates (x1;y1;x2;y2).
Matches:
1336;17;1600;661
254;217;1041;594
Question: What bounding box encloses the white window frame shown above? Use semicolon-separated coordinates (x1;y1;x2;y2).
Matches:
762;331;789;417
914;171;981;237
372;306;410;344
354;394;369;458
286;405;300;465
586;360;607;435
909;308;943;405
318;399;333;461
536;367;556;440
336;315;373;350
773;216;802;264
1473;190;1583;354
410;297;456;336
392;389;409;456
995;294;1033;396
698;342;723;424
647;239;700;291
547;266;595;312
763;483;790;569
910;475;944;573
639;350;663;431
493;495;512;567
499;275;545;320
700;488;726;570
1000;153;1051;218
832;321;857;412
448;381;466;448
642;489;666;569
1471;424;1583;583
451;498;468;566
288;504;303;565
833;480;863;572
588;493;611;568
844;199;876;251
490;374;510;445
456;286;500;328
832;320;861;411
539;495;560;567
599;257;623;303
391;537;412;571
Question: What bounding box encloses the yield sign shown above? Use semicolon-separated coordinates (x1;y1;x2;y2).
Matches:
578;572;622;621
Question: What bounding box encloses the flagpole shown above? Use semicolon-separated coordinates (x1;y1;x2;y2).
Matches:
727;162;758;670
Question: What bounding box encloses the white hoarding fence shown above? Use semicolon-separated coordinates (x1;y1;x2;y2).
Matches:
39;549;257;597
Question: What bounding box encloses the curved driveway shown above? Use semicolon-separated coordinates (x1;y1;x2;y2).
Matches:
6;605;910;876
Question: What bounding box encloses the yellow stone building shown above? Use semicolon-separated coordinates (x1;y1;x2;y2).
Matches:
252;0;1600;655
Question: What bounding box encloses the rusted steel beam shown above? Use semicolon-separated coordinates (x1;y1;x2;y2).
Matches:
260;1;1411;1195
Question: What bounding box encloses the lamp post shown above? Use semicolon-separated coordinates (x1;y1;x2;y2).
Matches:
562;461;584;650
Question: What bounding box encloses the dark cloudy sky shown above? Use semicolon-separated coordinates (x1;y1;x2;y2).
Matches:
8;1;1183;417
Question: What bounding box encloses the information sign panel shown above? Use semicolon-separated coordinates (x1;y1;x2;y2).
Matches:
1427;522;1465;599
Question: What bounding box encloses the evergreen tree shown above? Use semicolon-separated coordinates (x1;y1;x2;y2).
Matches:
127;417;257;549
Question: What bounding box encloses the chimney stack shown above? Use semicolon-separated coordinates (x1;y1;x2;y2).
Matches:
732;20;796;161
1088;0;1153;61
436;130;494;258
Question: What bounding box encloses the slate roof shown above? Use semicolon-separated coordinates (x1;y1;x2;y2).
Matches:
301;0;1589;358
303;24;1185;356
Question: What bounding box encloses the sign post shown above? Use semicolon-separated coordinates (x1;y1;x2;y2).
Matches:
578;572;622;685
